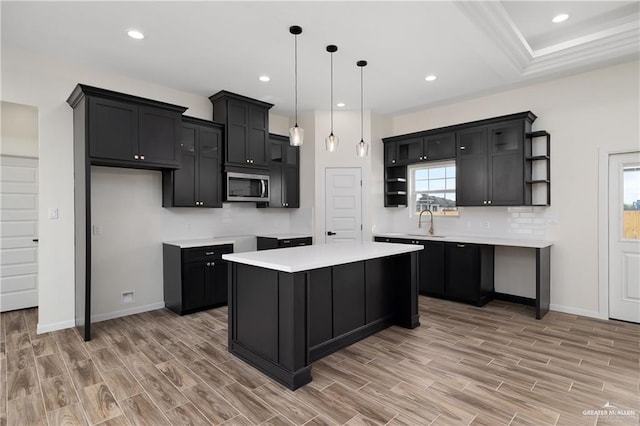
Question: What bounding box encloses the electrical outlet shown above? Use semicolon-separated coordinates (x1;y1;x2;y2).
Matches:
92;225;101;235
121;291;134;305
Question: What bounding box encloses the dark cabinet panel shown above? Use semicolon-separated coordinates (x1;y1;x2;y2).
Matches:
332;262;365;336
163;118;223;208
397;137;423;163
263;134;299;208
86;93;184;169
210;91;273;169
365;258;394;323
456;127;488;206
88;97;138;162
162;243;232;315
445;242;494;306
257;236;312;250
138;106;181;167
385;141;399;165
487;121;524;205
424;132;455;160
308;268;333;347
419;241;445;296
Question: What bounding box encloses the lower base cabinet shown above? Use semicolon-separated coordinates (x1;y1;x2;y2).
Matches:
374;236;494;306
163;243;233;315
444;242;494;306
257;236;312;250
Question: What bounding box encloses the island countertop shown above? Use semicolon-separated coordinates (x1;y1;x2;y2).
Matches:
222;241;423;273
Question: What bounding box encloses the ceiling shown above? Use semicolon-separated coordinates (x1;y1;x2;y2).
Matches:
2;1;638;116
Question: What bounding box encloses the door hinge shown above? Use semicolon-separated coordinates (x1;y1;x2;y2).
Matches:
361;224;363;231
360;180;362;186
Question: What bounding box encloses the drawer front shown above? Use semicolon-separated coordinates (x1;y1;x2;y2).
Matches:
278;237;312;248
182;244;233;263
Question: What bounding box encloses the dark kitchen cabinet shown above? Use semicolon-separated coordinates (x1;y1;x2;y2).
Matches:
257;236;312;250
162;117;223;208
163;243;233;315
264;134;299;208
374;236;444;296
210;91;273;169
71;85;186;169
445;242;494;306
385;141;399;165
396;133;455;164
456;116;534;206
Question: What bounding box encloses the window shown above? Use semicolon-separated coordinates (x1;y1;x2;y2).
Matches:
410;161;459;216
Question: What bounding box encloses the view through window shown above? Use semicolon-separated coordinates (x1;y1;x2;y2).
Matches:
410;162;459;216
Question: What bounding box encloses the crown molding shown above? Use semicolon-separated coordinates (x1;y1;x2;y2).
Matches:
456;1;640;78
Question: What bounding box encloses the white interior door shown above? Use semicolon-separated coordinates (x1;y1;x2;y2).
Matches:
325;167;362;243
609;151;640;323
1;155;39;311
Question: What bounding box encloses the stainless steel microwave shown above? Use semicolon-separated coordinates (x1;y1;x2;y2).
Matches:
226;172;269;202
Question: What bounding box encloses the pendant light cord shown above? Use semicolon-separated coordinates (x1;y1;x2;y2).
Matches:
294;33;298;127
360;65;364;142
330;51;334;134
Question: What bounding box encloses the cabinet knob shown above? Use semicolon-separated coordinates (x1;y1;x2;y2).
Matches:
246;159;249;163
483;201;487;204
488;200;492;204
457;244;466;248
140;155;145;160
460;146;466;150
392;160;395;163
250;159;254;163
134;155;139;159
419;156;423;160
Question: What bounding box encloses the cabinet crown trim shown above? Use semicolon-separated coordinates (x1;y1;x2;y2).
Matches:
66;84;188;112
182;115;225;128
382;111;536;143
209;90;274;109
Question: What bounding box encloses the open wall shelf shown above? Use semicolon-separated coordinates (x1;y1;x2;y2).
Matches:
525;131;551;206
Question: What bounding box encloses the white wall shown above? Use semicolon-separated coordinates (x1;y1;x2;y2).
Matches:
385;61;640;316
1;47;305;331
1;101;39;157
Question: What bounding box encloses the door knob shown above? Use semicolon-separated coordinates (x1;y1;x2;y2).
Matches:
327;231;336;236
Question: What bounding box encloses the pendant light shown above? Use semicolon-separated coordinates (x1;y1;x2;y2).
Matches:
325;45;339;152
289;25;304;147
356;60;368;157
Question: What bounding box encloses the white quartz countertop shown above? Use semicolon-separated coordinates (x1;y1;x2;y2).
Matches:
374;233;552;249
255;234;312;240
222;241;423;273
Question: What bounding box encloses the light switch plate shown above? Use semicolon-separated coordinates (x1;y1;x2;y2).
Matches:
48;208;58;219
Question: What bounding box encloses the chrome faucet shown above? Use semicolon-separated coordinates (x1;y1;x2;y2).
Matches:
418;209;434;235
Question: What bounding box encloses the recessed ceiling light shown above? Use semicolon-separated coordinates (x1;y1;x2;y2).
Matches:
425;75;437;82
336;102;346;108
552;14;569;23
258;75;270;82
127;30;144;40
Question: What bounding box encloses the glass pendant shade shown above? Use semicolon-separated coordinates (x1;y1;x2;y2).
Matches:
356;139;368;157
289;125;304;147
325;133;339;152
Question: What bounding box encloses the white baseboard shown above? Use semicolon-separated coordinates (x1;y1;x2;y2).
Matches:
37;319;76;335
549;304;607;320
91;302;165;323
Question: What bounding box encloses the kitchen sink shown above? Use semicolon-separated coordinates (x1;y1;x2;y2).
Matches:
405;234;445;238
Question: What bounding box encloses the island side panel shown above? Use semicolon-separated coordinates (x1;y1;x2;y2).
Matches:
393;252;420;329
278;271;311;388
364;257;395;324
536;246;551;319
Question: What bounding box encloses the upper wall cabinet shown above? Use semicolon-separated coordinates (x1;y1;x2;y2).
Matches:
263;133;299;208
383;111;547;208
162;117;224;208
210;91;273;171
67;84;187;170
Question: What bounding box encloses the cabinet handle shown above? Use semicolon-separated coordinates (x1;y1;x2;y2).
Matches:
457;244;466;248
134;155;139;159
282;240;291;244
140;155;145;160
205;252;215;256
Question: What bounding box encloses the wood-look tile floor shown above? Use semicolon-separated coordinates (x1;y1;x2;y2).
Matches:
1;297;639;425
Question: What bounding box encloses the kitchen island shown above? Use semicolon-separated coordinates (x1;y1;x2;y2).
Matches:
222;241;423;390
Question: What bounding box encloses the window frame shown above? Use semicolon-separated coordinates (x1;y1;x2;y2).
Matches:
408;160;459;217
